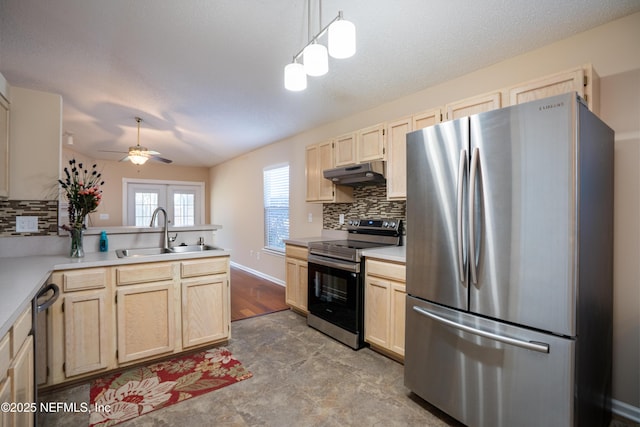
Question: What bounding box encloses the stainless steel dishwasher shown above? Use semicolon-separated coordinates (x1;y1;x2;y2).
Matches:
32;282;59;421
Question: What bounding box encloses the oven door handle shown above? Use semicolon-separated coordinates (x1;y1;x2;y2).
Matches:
308;254;360;273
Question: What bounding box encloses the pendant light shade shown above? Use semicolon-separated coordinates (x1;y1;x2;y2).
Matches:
284;62;307;91
303;43;328;76
328;19;356;59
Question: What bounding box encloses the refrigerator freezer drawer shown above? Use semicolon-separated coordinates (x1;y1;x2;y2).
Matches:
405;296;575;427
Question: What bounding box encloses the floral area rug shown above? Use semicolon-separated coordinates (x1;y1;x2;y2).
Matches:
89;347;252;426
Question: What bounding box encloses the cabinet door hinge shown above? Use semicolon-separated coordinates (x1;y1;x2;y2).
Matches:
440;113;443;122
583;75;588;87
115;294;117;304
116;350;118;359
61;301;64;313
62;362;65;373
382;128;386;136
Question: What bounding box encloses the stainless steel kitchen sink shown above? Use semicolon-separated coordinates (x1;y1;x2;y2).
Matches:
169;244;220;253
115;244;221;258
115;247;172;258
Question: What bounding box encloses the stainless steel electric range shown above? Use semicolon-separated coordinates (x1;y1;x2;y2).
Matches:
307;219;403;349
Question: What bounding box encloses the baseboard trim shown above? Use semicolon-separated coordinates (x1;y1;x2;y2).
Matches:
230;261;285;287
612;398;640;423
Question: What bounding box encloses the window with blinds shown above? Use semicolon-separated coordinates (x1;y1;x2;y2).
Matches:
263;164;290;251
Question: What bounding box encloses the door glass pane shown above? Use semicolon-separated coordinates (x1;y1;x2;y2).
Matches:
134;192;159;226
173;192;195;226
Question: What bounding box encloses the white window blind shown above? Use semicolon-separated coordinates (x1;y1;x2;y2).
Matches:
263;164;290;251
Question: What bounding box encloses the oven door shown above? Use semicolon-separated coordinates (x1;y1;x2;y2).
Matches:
307;254;362;333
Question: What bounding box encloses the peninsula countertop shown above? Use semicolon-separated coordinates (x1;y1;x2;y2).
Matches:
0;248;231;339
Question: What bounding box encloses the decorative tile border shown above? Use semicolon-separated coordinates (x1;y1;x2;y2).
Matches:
323;184;407;233
0;200;59;237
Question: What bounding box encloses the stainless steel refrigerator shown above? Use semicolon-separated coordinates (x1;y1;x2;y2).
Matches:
404;93;613;427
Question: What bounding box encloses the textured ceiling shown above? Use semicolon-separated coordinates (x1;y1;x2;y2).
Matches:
1;0;639;166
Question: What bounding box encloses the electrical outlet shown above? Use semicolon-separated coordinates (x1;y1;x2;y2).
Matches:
339;214;345;224
99;213;109;220
16;216;38;232
308;213;313;223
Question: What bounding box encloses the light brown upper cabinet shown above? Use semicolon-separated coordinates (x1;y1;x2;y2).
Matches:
508;65;599;114
445;91;502;121
358;123;386;163
306;140;353;203
334;132;357;167
0;93;8;199
386;109;441;201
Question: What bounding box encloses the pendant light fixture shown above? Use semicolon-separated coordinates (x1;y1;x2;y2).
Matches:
284;0;356;91
284;61;307;91
328;11;356;59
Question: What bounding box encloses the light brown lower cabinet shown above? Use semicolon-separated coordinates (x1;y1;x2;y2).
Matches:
0;375;11;427
285;244;309;314
116;282;176;364
45;255;231;387
364;258;406;361
63;291;109;376
9;335;34;427
181;274;229;348
1;305;34;427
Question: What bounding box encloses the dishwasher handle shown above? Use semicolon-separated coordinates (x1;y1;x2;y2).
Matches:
412;305;550;354
36;283;59;312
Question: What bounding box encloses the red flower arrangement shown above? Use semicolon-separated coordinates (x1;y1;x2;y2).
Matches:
58;158;104;231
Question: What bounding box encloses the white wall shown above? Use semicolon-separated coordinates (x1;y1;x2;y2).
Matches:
210;12;640;414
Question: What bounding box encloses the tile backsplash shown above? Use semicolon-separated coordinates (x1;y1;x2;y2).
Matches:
0;200;59;237
323;184;406;233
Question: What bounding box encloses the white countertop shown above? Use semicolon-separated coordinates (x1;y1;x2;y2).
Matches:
362;245;406;263
0;248;231;339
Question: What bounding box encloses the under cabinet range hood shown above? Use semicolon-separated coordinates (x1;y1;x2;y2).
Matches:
323;161;385;186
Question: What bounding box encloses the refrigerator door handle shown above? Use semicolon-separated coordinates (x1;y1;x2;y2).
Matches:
456;149;468;282
468;147;480;285
412;305;550;354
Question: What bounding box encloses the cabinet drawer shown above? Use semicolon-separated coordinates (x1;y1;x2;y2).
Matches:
285;245;308;260
116;262;174;285
62;268;108;291
181;258;228;278
0;332;9;382
10;305;32;358
366;259;406;283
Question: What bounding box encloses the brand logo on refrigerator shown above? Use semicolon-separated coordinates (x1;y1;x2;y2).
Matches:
539;101;565;111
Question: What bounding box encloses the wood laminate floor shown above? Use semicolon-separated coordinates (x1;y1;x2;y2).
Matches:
230;266;289;321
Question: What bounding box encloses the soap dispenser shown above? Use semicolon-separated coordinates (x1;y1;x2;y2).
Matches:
99;231;108;252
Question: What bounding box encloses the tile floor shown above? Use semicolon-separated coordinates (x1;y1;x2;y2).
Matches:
38;310;634;427
38;310;460;426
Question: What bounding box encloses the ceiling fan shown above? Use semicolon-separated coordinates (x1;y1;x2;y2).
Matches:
99;117;173;165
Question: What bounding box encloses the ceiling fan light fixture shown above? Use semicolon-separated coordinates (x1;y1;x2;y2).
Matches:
284;62;307;91
328;17;356;59
128;148;149;165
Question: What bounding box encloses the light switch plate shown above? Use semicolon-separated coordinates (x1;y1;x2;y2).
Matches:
16;216;38;232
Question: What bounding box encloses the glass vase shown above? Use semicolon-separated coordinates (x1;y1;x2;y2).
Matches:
69;227;85;258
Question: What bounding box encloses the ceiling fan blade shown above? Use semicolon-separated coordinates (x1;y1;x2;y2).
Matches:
151;155;173;164
98;149;129;154
146;150;161;155
119;155;131;162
